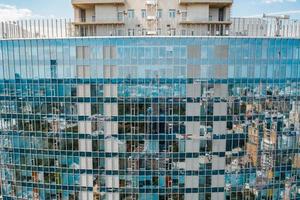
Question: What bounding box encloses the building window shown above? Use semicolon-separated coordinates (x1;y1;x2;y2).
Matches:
128;9;135;19
128;29;134;36
141;9;147;18
157;9;162;18
157;28;162;35
117;29;123;36
118;11;124;21
168;28;176;36
80;26;88;36
219;8;224;21
80;9;86;22
50;60;57;79
181;11;187;21
169;9;176;19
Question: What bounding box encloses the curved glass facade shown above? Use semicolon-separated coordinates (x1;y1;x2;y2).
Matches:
0;37;299;200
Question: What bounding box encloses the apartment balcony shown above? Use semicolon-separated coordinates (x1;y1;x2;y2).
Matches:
72;0;125;5
73;17;125;25
179;18;231;25
179;0;232;6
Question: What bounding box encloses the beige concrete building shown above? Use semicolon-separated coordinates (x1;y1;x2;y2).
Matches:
246;123;260;167
72;0;233;36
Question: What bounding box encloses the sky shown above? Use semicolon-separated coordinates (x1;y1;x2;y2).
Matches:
0;0;299;21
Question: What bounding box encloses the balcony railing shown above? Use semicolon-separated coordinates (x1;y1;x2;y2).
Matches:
73;17;125;25
0;17;299;39
178;0;233;4
179;18;232;25
72;0;125;5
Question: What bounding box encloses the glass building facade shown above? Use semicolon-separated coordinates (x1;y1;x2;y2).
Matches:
0;37;299;200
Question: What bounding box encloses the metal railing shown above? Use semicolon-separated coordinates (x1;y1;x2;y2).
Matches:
231;17;300;38
0;17;299;39
73;17;125;23
0;19;74;39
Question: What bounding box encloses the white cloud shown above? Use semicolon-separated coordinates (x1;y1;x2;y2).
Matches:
0;4;57;22
262;0;297;3
241;9;300;17
265;9;300;14
0;4;33;21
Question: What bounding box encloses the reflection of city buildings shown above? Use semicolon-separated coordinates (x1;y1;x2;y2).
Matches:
0;37;299;200
247;122;261;167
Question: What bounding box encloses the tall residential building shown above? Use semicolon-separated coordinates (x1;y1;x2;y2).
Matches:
0;1;300;200
1;36;300;200
72;0;232;36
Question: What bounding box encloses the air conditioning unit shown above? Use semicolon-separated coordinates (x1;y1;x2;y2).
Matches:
147;31;157;35
147;16;156;21
146;0;156;5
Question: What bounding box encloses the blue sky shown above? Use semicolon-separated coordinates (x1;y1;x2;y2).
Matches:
0;0;299;21
233;0;300;19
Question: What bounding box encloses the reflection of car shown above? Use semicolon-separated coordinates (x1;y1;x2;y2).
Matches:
71;163;79;169
225;184;231;191
245;183;250;189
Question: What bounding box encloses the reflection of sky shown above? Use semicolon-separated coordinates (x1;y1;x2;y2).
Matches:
118;84;186;97
0;38;299;80
225;173;256;187
232;0;300;19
